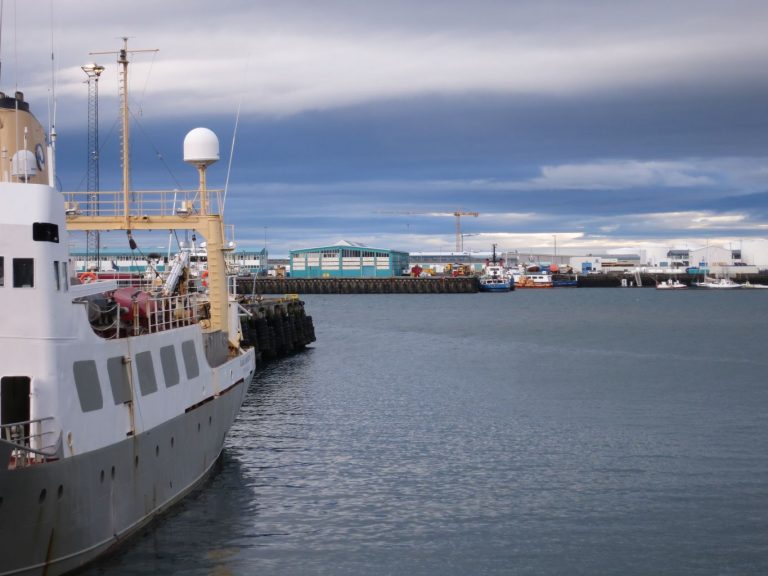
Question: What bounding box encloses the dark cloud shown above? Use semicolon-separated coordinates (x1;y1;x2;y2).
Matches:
21;0;767;260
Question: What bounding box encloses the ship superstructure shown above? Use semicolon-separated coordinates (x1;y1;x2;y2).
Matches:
0;40;256;576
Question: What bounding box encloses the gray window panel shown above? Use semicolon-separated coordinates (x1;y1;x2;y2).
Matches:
181;340;199;379
73;360;104;412
107;356;132;404
160;345;180;388
135;351;158;396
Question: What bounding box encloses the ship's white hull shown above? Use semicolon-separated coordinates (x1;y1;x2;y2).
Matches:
0;69;259;576
0;363;249;576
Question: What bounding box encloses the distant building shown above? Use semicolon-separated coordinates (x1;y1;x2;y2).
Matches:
408;251;486;274
290;240;409;278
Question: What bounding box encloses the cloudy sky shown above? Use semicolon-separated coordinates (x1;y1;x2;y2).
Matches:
5;0;768;259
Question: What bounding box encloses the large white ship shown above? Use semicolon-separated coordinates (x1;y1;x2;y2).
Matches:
0;40;258;575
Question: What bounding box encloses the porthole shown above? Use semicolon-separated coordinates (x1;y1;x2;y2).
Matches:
111;466;116;480
135;455;139;468
155;445;160;457
100;470;105;483
208;416;212;426
171;436;175;448
57;485;64;499
39;489;47;503
197;422;201;432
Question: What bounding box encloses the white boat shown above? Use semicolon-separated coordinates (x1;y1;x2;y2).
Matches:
512;270;553;288
693;277;742;289
478;273;513;292
656;278;688;290
478;245;513;292
0;41;258;575
741;281;768;289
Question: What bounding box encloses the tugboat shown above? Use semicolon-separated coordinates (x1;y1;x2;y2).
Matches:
478;244;513;292
0;41;259;575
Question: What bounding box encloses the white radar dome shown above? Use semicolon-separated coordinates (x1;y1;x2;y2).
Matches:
183;127;219;166
11;149;37;180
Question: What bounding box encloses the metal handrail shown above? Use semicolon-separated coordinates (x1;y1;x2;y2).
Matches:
142;292;199;335
63;188;224;218
0;417;60;467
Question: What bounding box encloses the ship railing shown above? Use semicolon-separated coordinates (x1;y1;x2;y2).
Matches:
0;417;61;468
64;188;224;218
139;292;202;336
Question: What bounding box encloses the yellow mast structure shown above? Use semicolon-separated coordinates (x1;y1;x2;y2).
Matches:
65;40;231;340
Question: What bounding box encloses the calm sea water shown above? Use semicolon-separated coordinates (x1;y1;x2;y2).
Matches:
85;289;768;575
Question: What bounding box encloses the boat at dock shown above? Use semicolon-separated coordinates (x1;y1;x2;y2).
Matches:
656;278;688;290
741;281;768;289
0;39;304;576
513;270;553;288
692;277;742;289
478;245;513;292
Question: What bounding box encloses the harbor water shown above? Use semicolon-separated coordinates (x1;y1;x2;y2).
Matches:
84;289;768;575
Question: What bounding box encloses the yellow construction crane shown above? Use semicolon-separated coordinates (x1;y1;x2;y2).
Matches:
452;211;479;251
375;210;479;252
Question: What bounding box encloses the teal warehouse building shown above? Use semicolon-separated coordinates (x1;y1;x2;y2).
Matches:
290;240;410;278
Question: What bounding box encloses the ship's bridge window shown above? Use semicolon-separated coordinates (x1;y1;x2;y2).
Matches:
13;258;34;288
32;222;59;243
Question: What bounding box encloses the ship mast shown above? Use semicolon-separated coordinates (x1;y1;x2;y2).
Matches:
67;41;233;343
91;38;158;226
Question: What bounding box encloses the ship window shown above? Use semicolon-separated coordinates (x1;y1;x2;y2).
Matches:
160;345;180;388
32;222;59;243
135;351;158;396
61;261;68;291
107;356;132;404
0;257;4;286
181;340;199;379
13;258;34;288
72;361;104;412
54;261;60;291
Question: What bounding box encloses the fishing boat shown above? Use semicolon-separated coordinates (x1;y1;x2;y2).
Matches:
692;277;742;289
741;281;768;289
0;41;260;575
478;245;513;292
512;269;553;288
656;278;688;290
